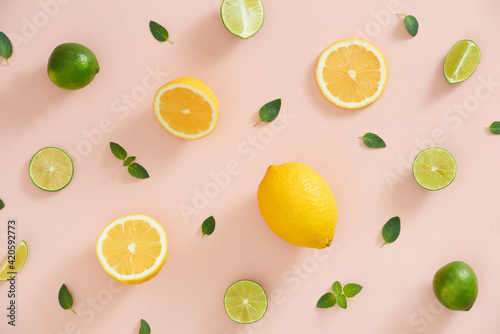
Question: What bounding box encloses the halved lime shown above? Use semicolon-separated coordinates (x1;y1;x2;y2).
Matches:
29;147;74;191
221;0;264;39
223;279;268;324
0;240;28;281
412;147;457;191
444;40;481;84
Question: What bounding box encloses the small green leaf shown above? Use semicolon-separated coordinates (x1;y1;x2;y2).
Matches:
343;283;363;298
149;21;173;44
201;216;216;237
123;156;136;166
360;132;386;148
139;319;151;334
110;142;127;160
316;292;336;308
398;14;418;37
254;98;281;126
0;199;4;210
487;121;500;134
336;294;347;309
332;281;342;296
381;216;401;247
58;284;76;314
0;32;13;65
128;163;150;179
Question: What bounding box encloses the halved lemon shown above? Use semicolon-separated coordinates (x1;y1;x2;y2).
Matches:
224;279;268;324
412;147;457;191
0;240;28;281
29;147;73;191
96;214;168;285
316;38;388;109
153;77;219;140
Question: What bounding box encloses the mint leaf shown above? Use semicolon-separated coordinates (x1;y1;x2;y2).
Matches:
58;284;76;314
0;32;13;65
398;14;418;37
128;163;150;179
201;216;216;237
139;319;151;334
149;21;173;44
254;98;281;126
487;121;500;134
336;294;347;309
123;156;136;166
360;132;386;148
0;199;4;210
343;283;363;298
110;142;127;160
381;216;401;247
332;281;342;296
316;292;336;308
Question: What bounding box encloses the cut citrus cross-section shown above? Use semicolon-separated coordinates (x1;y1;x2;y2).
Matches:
96;214;168;285
412;147;457;191
443;39;481;84
316;38;387;109
0;240;28;281
221;0;264;39
29;147;73;191
223;279;268;324
153;77;219;140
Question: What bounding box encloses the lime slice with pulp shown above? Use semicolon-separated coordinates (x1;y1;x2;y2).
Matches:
29;147;74;191
412;147;457;191
443;40;480;84
0;240;28;281
223;279;268;324
220;0;264;39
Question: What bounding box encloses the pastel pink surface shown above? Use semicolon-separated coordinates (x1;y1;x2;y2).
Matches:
1;0;500;333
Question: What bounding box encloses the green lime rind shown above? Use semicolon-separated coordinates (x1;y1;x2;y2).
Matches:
220;0;264;39
0;240;28;281
433;261;478;311
412;147;457;191
443;39;481;84
29;147;74;192
223;279;268;324
47;43;100;90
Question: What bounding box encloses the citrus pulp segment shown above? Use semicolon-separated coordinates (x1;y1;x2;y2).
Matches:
0;240;28;281
224;279;268;324
96;214;168;285
412;147;457;191
316;38;387;109
153;77;219;140
220;0;264;39
443;40;480;84
29;147;74;191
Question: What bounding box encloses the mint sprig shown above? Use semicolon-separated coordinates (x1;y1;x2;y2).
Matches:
109;142;149;179
201;216;216;237
316;281;362;310
149;21;173;44
486;121;500;134
0;199;4;211
360;132;386;148
398;14;419;37
139;319;151;334
0;32;13;65
381;216;401;247
254;98;281;126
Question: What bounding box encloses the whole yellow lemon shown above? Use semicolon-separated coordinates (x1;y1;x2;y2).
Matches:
257;162;338;249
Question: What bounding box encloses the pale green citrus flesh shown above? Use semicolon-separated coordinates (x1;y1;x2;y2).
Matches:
224;279;268;324
0;241;28;281
433;261;478;311
443;40;480;84
29;147;74;191
413;147;457;191
221;0;264;39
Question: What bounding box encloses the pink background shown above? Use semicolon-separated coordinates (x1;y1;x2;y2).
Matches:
1;0;500;333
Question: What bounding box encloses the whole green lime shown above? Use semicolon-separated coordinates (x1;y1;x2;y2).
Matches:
433;261;478;311
47;43;100;90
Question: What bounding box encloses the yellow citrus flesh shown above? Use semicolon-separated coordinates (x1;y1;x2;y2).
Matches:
0;241;28;281
316;38;387;109
412;147;457;191
153;77;219;140
96;214;168;285
257;162;338;249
